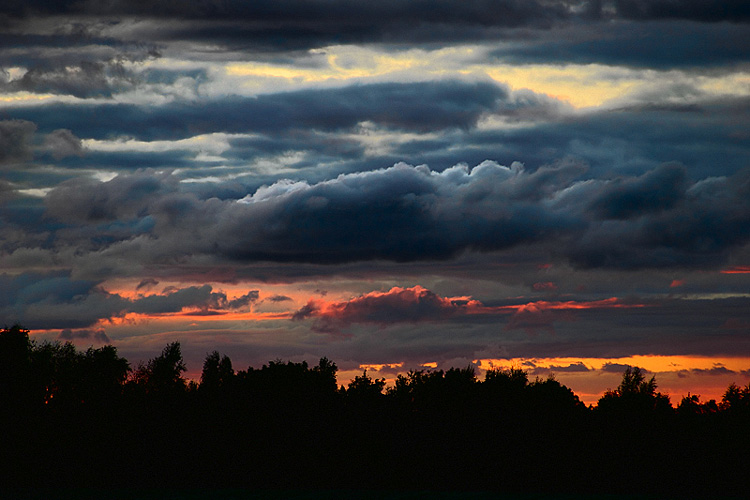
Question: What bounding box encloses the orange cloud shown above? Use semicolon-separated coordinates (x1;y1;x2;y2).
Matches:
721;265;750;274
292;285;643;334
493;297;643;334
292;285;483;333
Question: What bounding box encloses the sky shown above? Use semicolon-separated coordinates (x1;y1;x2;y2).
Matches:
1;0;749;404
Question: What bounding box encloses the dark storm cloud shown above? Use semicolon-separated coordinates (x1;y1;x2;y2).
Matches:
462;95;750;178
10;85;747;187
58;327;110;343
215;161;577;264
7;81;511;140
492;21;750;69
130;285;258;313
8;0;750;25
0;0;576;22
611;0;750;22
35;160;750;272
0;272;260;329
2;0;745;59
0;28;160;97
5;61;126;98
588;162;686;220
41;129;85;160
45;170;175;223
565;166;750;269
0;120;36;167
0;272;121;328
0;0;580;52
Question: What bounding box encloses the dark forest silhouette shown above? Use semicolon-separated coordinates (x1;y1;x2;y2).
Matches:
2;325;750;497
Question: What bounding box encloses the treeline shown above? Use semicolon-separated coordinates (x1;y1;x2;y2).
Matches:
2;325;750;497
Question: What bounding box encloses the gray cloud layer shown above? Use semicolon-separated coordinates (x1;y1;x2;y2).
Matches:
29;161;749;273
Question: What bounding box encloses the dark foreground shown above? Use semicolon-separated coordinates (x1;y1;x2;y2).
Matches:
1;490;727;500
2;327;750;498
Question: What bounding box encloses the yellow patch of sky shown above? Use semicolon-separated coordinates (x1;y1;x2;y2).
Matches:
82;133;238;154
224;45;750;109
697;71;750;95
475;355;750;374
224;46;643;108
226;46;438;82
481;64;642;108
0;91;55;102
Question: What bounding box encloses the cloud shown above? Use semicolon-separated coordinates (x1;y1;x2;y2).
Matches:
0;272;260;329
492;21;750;69
128;285;258;314
0;1;577;54
7;61;117;98
690;366;737;376
58;328;111;343
0;120;36;167
505;301;577;335
226;290;260;309
7;82;749;187
135;278;159;291
267;295;292;302
600;362;648;374
42;129;85;160
15;81;513;141
293;285;484;333
532;282;557;291
31;160;750;276
562;166;750;269
612;0;750;22
291;285;640;334
587;162;687;220
532;361;590;374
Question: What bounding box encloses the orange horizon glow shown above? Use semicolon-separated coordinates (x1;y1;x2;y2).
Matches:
346;355;750;406
721;265;750;274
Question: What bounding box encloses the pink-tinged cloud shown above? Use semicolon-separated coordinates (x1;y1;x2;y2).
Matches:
670;279;685;288
533;281;557;291
504;301;576;334
721;265;750;274
292;285;643;334
292;285;483;333
498;297;644;334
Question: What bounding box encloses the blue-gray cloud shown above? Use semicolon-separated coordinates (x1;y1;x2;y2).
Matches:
492;21;750;69
0;272;260;329
27;161;749;273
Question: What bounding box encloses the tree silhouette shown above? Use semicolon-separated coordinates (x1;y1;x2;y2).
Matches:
200;350;234;392
130;341;186;395
344;369;385;402
0;325;32;402
596;366;672;416
676;392;718;417
2;325;750;496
